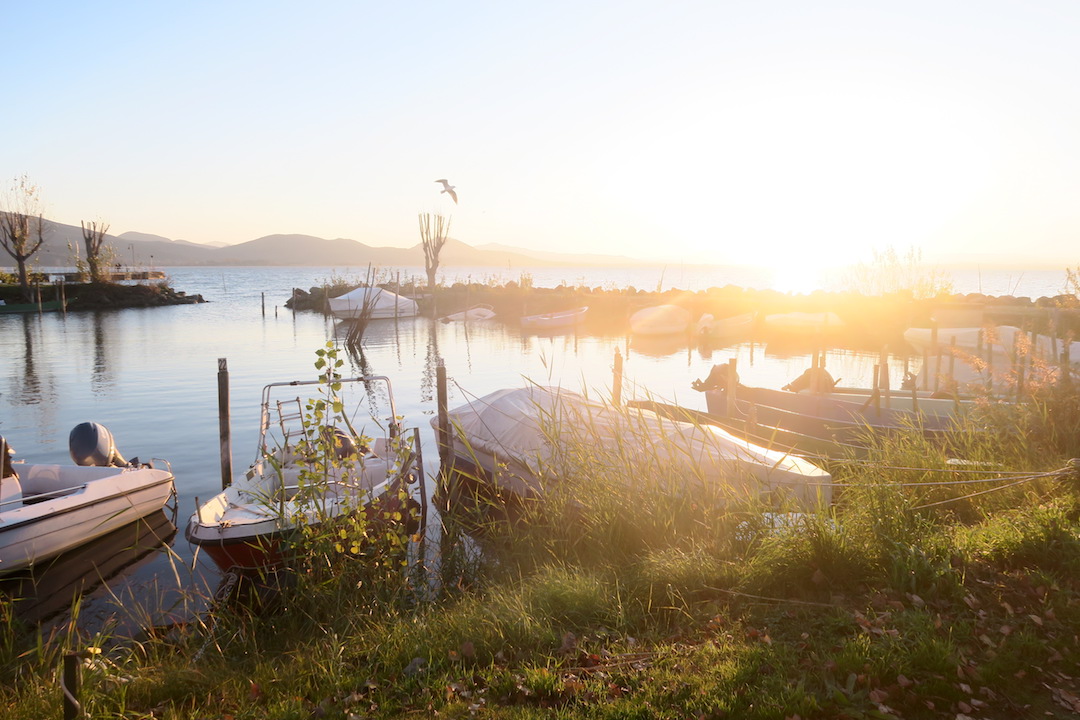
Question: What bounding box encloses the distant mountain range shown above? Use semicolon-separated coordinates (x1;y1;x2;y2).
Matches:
11;219;655;270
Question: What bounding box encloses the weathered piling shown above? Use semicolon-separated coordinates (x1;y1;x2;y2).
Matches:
218;358;233;490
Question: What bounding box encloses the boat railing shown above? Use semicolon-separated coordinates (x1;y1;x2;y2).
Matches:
1;483;87;509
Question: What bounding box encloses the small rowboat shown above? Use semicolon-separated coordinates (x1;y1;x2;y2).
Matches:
520;306;588;331
440;304;496;323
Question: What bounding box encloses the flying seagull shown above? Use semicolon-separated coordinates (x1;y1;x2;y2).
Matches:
435;178;458;204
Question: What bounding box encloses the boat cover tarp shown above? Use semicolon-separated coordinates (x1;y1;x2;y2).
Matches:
329;287;418;319
442;386;832;509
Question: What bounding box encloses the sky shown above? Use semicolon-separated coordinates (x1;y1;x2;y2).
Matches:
3;1;1080;275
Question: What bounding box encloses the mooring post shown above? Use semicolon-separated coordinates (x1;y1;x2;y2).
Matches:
217;358;233;490
436;360;450;468
261;292;265;317
725;358;737;418
612;349;623;406
62;652;81;720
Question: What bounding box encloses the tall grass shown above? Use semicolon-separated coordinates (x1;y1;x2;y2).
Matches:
4;372;1080;717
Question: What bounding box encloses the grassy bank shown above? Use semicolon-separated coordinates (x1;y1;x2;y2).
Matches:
0;281;204;310
3;382;1080;718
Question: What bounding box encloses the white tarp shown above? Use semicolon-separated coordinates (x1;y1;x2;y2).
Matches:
328;287;418;320
440;386;832;510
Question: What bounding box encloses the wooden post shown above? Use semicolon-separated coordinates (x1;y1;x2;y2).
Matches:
1016;332;1026;399
872;363;881;414
612;349;623;406
261;292;265;317
436;361;450;468
948;337;957;393
63;652;81;720
59;279;67;314
879;347;891;408
725;358;737;418
217;358;233;490
931;324;940;393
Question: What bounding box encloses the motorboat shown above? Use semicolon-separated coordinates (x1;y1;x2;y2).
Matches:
520;306;588;331
436;386;832;510
328;286;418;320
186;375;423;571
440;303;496;323
629;305;691;336
0;424;176;574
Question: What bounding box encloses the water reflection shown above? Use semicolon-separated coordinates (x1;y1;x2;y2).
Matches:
0;509;178;626
91;311;117;394
7;314;55;407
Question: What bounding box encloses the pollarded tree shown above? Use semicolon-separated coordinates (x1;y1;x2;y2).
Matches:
419;213;450;294
0;175;47;300
81;220;112;283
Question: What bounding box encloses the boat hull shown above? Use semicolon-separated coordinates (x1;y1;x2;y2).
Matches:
520;306;588;331
0;464;175;574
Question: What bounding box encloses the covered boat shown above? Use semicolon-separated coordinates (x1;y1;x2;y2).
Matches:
0;425;176;574
186;375;423;571
437;386;832;510
328;287;418;320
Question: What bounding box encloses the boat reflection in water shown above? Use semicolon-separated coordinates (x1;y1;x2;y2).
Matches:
0;509;178;625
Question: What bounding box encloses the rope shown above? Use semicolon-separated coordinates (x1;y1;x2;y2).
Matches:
912;475;1042;510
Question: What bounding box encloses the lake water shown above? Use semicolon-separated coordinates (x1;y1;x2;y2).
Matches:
0;264;1070;629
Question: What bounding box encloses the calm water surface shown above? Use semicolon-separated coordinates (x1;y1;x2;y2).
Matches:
0;265;1065;627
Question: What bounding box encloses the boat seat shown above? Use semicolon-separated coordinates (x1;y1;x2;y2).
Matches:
0;474;23;509
19;465;82;503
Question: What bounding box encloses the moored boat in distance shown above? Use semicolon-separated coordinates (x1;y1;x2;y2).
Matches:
697;311;755;340
0;424;176;574
0;299;64;314
440;303;496;323
520;306;588;331
328;287;419;320
185;375;423;572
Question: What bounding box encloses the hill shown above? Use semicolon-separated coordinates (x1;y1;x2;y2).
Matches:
2;218;648;270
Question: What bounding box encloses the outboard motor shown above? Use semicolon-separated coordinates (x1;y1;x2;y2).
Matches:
69;422;128;467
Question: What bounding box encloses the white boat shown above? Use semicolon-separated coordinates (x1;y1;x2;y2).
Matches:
520;306;588;331
440;303;496;323
185;375;422;571
437;386;831;510
629;305;691;336
0;425;176;574
697;312;755;339
328;287;419;320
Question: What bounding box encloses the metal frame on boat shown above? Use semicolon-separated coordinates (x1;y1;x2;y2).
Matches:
185;375;424;571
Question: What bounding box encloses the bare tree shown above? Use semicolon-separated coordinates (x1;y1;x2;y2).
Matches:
81;220;111;283
0;175;47;300
419;213;450;294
